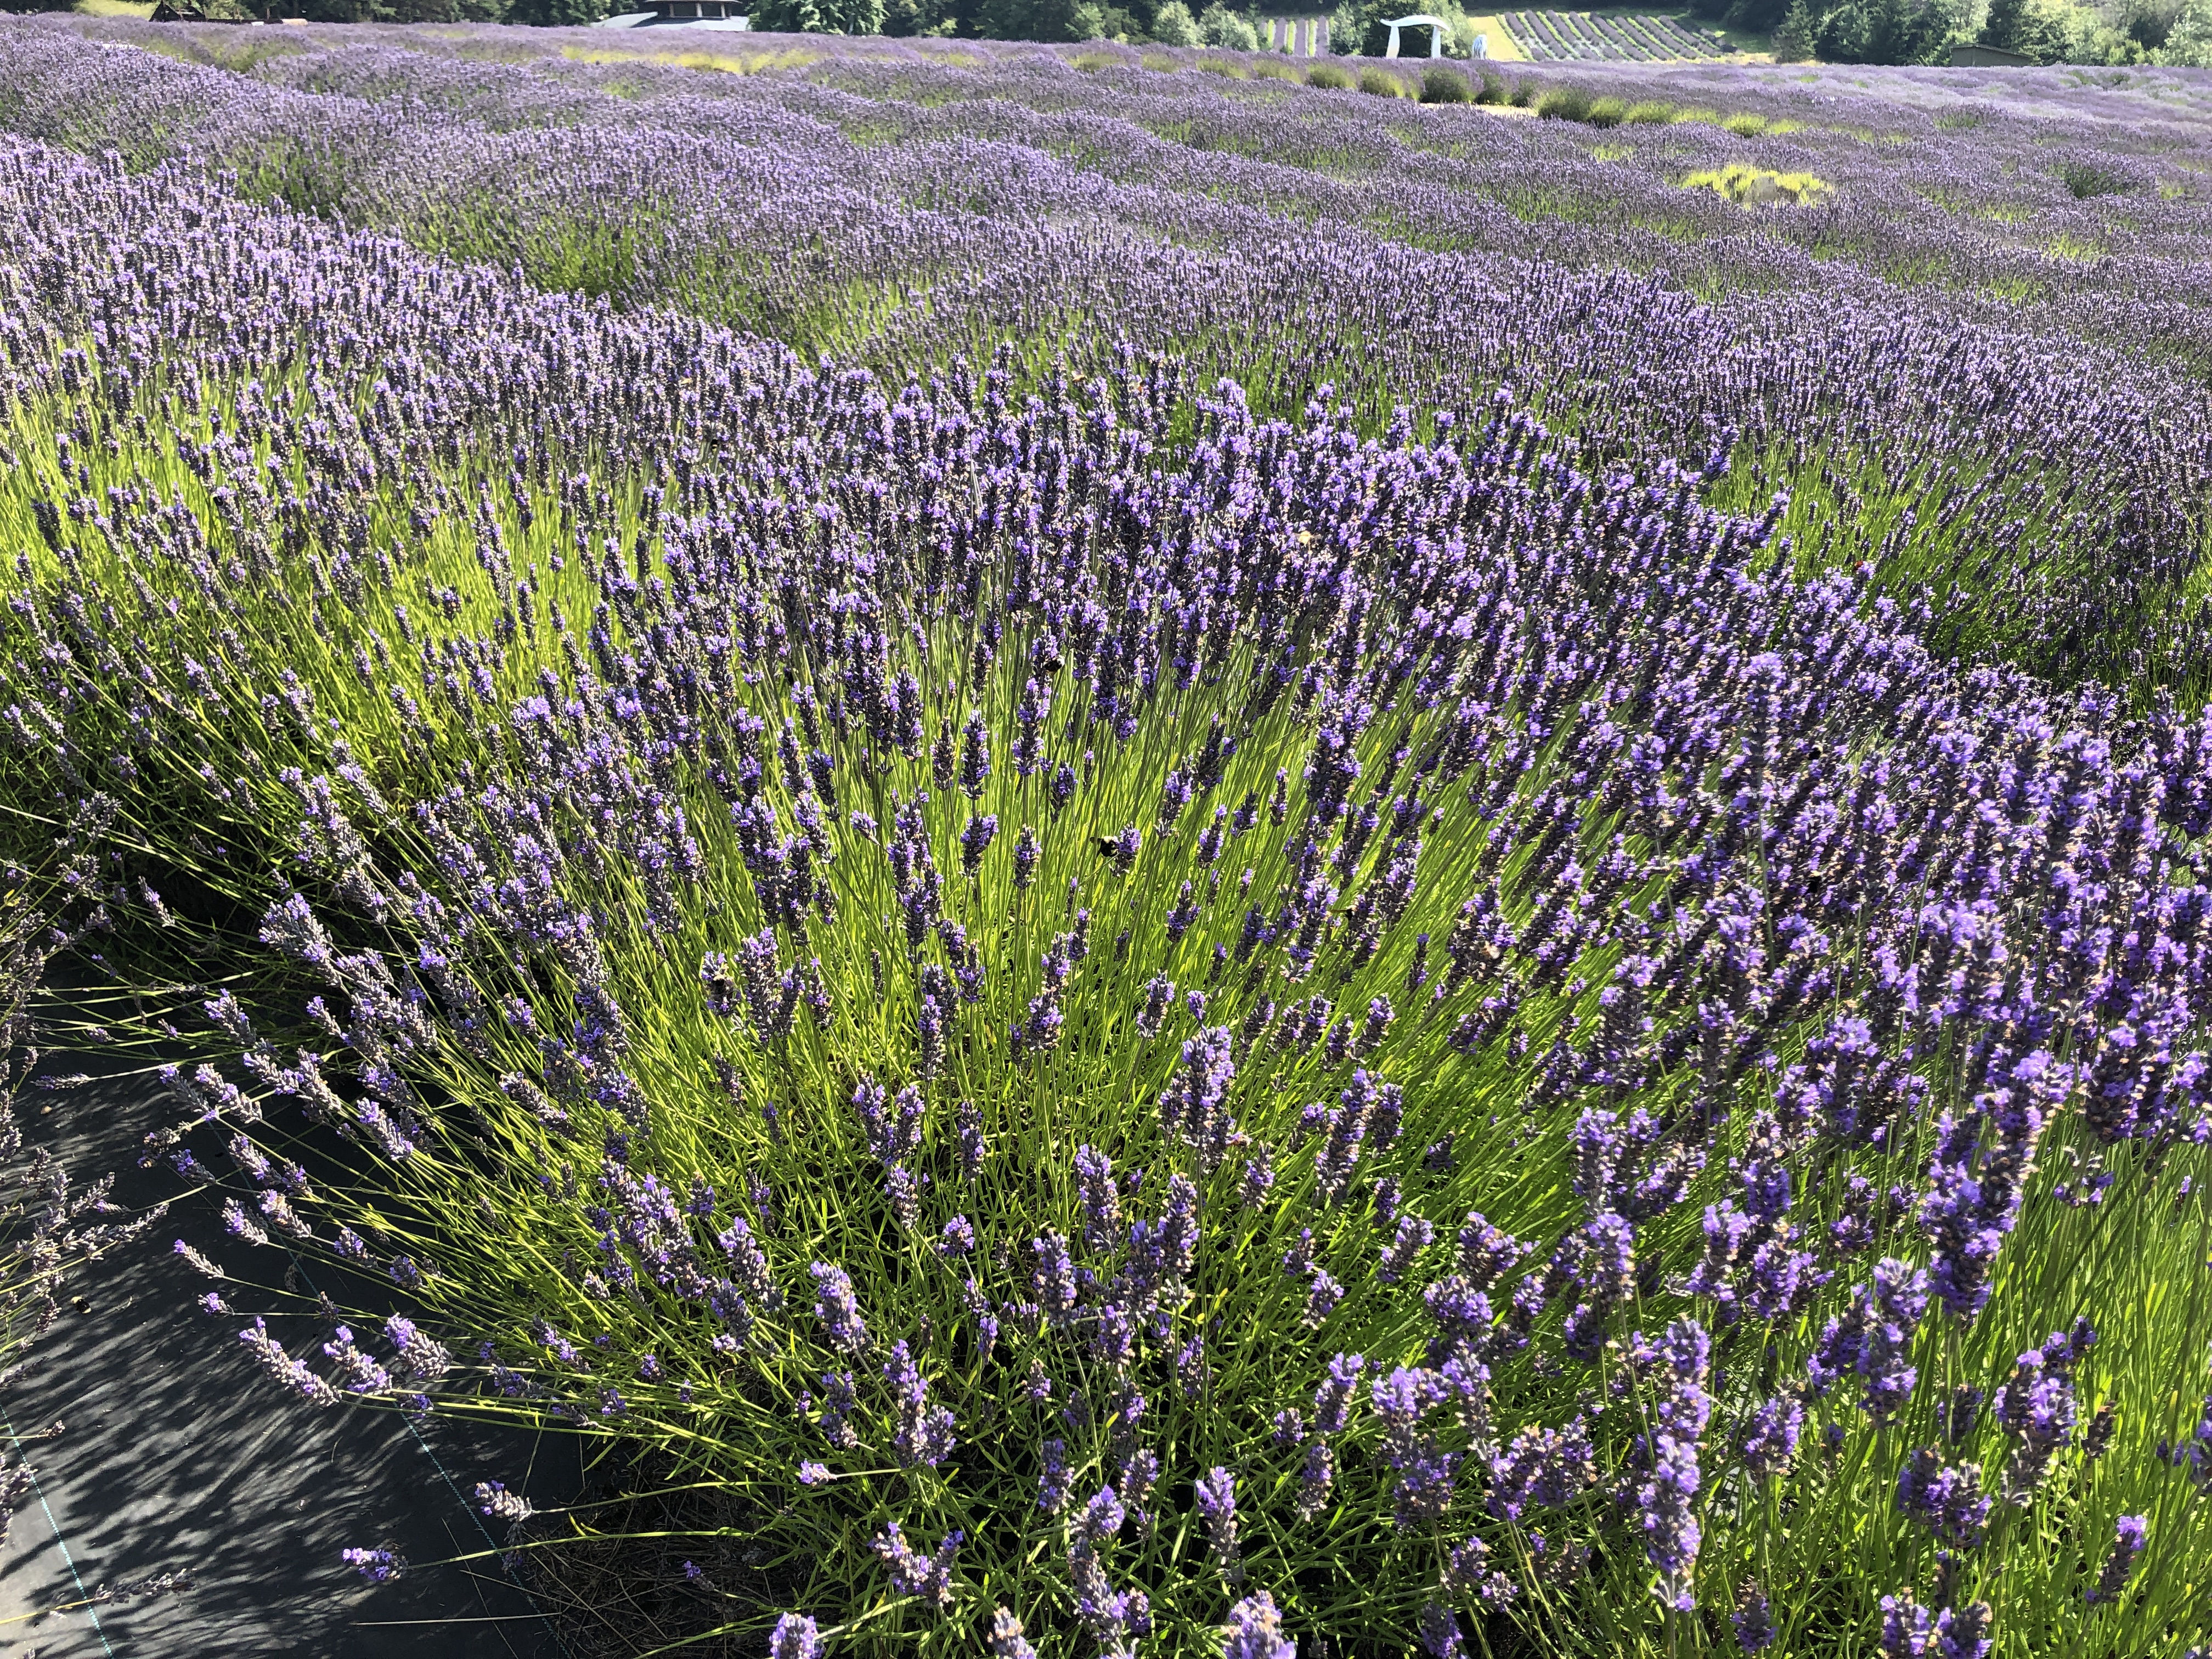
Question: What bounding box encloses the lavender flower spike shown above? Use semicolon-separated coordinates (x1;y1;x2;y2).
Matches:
1222;1591;1295;1659
770;1613;824;1659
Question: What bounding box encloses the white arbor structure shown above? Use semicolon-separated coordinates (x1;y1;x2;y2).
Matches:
1381;13;1448;55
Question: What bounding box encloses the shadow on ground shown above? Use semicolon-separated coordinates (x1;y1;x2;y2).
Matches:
0;1049;584;1657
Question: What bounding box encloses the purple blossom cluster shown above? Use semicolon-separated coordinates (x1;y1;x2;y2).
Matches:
0;26;2208;1659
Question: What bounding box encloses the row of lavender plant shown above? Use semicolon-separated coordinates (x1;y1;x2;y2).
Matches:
2;22;2210;702
1;129;2209;1656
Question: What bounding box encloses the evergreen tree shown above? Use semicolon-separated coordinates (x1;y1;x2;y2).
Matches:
1773;0;1818;56
1722;0;1792;35
976;0;1088;38
1814;0;1870;56
1978;0;2028;43
507;0;606;24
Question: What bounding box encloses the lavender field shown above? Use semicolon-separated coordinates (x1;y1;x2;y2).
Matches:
1;16;2211;1658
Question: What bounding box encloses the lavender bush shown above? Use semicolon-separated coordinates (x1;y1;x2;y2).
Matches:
5;25;2212;695
1;21;2211;1658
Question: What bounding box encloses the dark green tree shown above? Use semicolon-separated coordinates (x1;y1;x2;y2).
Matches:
1723;0;1792;35
1813;0;1869;55
1979;0;2066;56
976;0;1087;37
1773;0;1819;57
749;0;827;27
506;0;606;25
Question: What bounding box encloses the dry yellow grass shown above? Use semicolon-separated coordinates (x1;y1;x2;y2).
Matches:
558;42;822;74
1463;14;1528;61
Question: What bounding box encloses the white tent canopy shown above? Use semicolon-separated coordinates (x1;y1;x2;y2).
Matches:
1381;12;1448;55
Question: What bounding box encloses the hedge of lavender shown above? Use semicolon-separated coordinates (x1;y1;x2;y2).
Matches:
2;20;2212;1659
7;24;2212;696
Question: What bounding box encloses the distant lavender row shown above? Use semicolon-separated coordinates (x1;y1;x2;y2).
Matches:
1504;10;1731;61
3;22;2210;702
2;119;2209;1656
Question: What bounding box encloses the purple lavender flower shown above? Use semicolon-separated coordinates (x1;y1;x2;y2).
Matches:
1489;1417;1598;1521
1454;1214;1526;1290
340;1547;405;1583
1038;1437;1070;1515
2086;1515;2148;1605
1993;1319;2094;1504
1075;1146;1122;1252
813;1371;861;1451
1739;1395;1804;1483
769;1613;823;1659
1378;1215;1435;1285
1732;1580;1776;1652
956;1098;986;1179
1194;1466;1243;1585
1314;1352;1365;1436
1294;1435;1336;1522
1878;1593;1992;1659
884;1341;956;1469
988;1608;1037;1659
1808;1259;1929;1423
1920;1052;2067;1320
1895;1447;1993;1549
868;1521;961;1610
1222;1592;1294;1659
1029;1232;1079;1329
1441;1533;1519;1607
808;1262;869;1355
1159;1025;1236;1172
473;1482;534;1523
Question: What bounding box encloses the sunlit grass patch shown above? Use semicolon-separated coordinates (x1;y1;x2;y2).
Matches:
557;43;822;75
1681;162;1832;206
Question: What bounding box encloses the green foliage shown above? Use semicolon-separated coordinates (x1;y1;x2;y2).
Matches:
1535;83;1592;120
1356;63;1404;92
1195;0;1256;46
752;0;885;32
1149;0;1198;42
1305;56;1353;85
1809;0;1952;65
1980;0;2064;57
506;0;608;25
1419;63;1471;100
1774;0;1818;58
